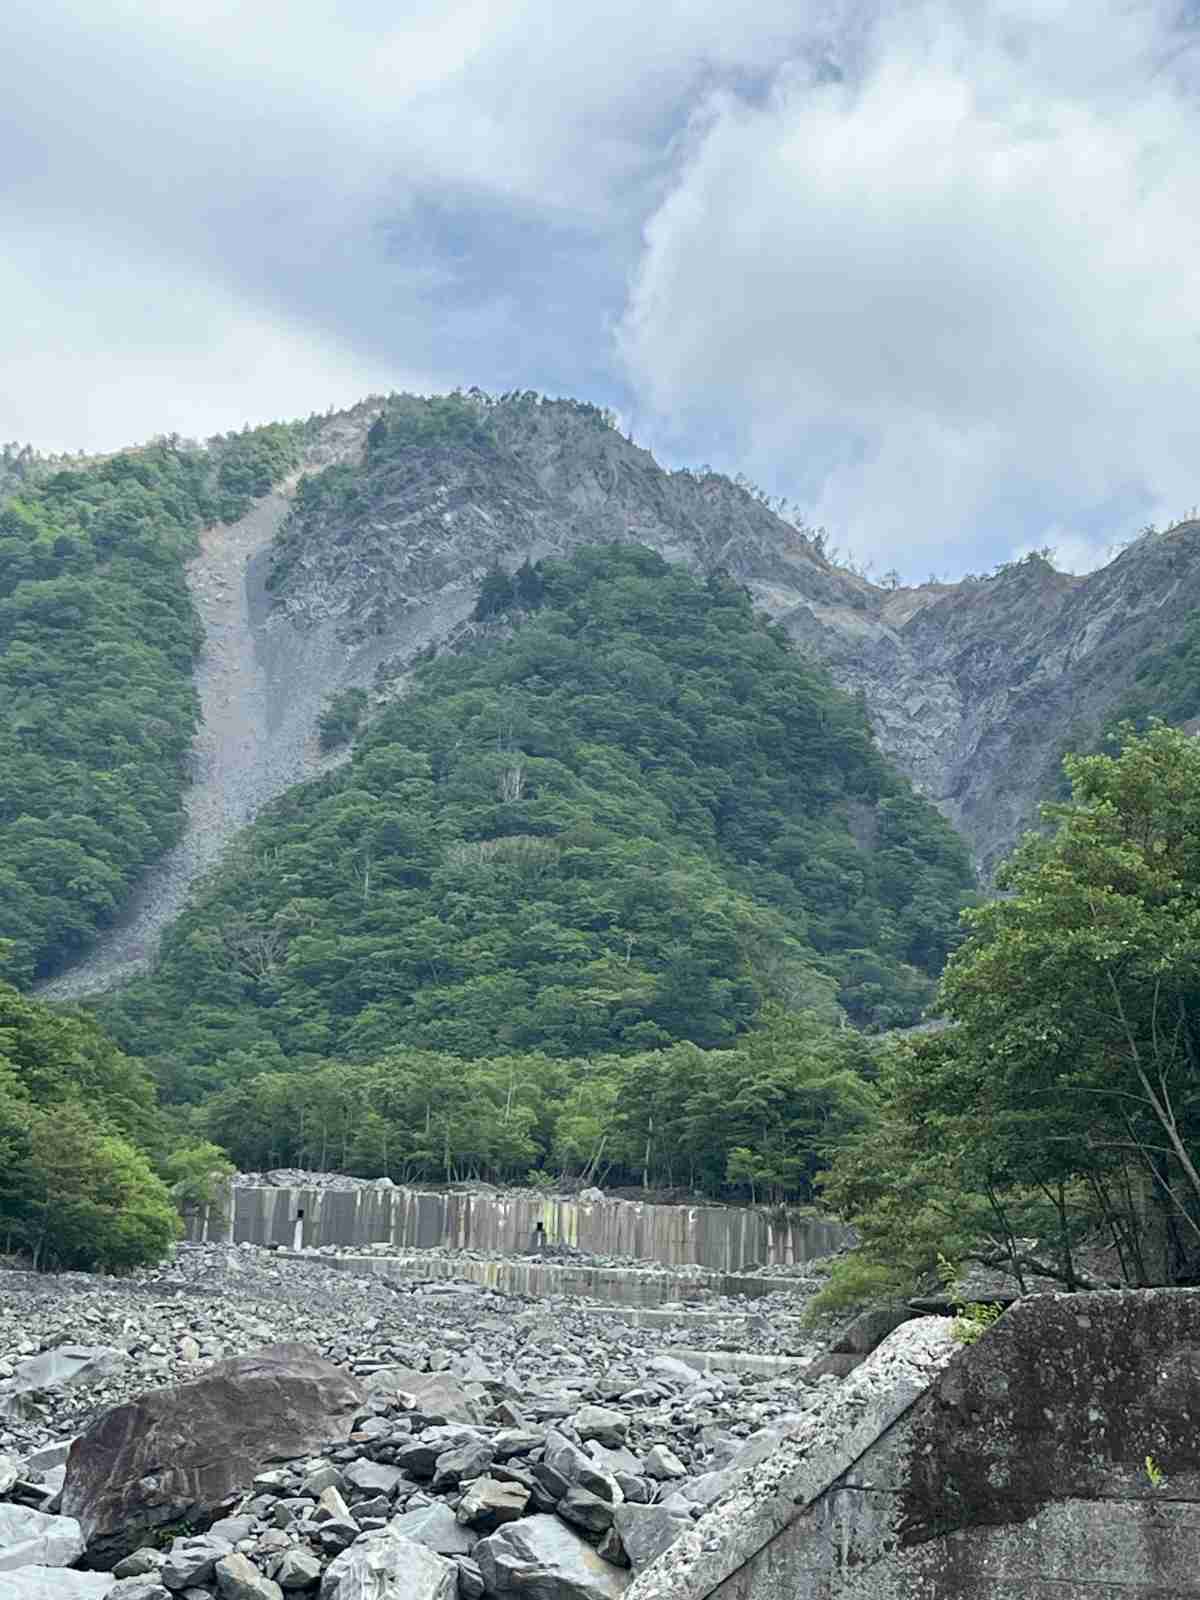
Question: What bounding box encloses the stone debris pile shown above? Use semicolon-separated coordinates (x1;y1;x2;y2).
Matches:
0;1242;843;1598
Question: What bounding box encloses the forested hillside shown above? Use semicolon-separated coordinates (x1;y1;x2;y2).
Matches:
99;544;974;1105
0;424;306;985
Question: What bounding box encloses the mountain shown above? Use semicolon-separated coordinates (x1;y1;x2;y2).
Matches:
8;390;1200;1007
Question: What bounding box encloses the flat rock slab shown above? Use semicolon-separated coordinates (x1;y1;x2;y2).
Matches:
61;1343;365;1567
0;1504;85;1572
0;1569;116;1600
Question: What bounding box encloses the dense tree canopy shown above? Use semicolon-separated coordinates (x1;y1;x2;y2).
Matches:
0;425;308;983
821;724;1200;1298
99;544;973;1103
0;969;179;1270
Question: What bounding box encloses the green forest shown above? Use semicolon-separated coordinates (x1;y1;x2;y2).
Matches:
0;423;307;984
99;545;974;1098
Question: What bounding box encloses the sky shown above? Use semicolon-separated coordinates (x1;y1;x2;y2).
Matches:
4;0;1200;579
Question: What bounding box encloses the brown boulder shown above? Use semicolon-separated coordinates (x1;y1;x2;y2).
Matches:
61;1344;364;1568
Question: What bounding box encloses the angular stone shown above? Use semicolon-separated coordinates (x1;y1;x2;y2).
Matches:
320;1527;459;1599
557;1485;616;1534
454;1556;484;1600
161;1533;233;1589
112;1552;164;1581
456;1475;529;1531
642;1445;686;1481
394;1428;482;1480
431;1441;493;1490
299;1465;342;1499
611;1503;691;1571
9;1347;128;1400
341;1461;408;1498
475;1515;631;1599
214;1553;283;1600
492;1429;545;1461
274;1548;321;1589
61;1345;365;1566
311;1487;354;1526
110;1581;171;1600
388;1501;474;1556
0;1459;17;1497
361;1369;481;1424
0;1505;85;1573
572;1408;627;1449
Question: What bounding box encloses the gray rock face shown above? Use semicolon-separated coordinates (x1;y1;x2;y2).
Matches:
475;1514;631;1600
61;1345;365;1567
320;1528;459;1599
0;1504;85;1572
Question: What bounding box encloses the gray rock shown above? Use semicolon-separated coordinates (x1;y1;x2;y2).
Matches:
453;1557;484;1600
274;1548;322;1588
395;1428;482;1480
9;1347;128;1400
300;1465;342;1498
214;1552;284;1600
389;1501;474;1556
431;1441;494;1490
611;1503;690;1570
209;1517;256;1544
492;1428;545;1461
361;1369;481;1424
320;1527;459;1598
645;1357;697;1388
475;1515;631;1599
112;1552;164;1580
642;1445;686;1481
110;1581;171;1600
557;1485;616;1534
0;1505;85;1572
0;1458;17;1496
312;1487;354;1526
572;1408;627;1449
162;1533;234;1590
341;1461;407;1498
455;1476;529;1530
61;1345;364;1566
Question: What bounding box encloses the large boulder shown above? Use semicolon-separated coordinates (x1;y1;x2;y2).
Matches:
61;1344;365;1568
320;1527;459;1598
474;1514;631;1600
0;1504;85;1571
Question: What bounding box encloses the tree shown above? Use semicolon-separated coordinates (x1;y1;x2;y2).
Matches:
823;724;1200;1296
472;565;516;620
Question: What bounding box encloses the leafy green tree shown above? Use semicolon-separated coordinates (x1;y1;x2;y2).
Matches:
822;723;1200;1296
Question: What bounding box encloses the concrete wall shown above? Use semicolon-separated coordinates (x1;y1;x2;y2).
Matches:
631;1290;1200;1599
191;1182;848;1272
305;1249;798;1307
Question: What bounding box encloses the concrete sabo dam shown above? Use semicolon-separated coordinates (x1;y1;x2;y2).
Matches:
188;1181;850;1304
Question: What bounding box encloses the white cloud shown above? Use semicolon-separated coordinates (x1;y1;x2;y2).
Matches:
620;0;1200;575
0;228;413;453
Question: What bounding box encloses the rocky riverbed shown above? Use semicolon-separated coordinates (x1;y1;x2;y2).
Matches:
0;1241;846;1598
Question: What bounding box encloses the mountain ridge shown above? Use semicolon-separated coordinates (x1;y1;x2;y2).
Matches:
16;390;1200;1000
